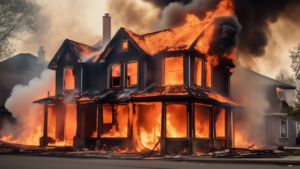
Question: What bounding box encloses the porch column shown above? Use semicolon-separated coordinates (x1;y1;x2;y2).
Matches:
96;104;102;148
211;106;216;151
160;102;166;154
73;103;83;148
40;103;48;147
227;109;233;148
188;102;194;155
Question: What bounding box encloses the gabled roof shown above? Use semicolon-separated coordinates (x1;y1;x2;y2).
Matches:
48;39;103;69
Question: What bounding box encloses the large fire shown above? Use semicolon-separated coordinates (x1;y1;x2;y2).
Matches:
195;104;210;138
166;104;187;138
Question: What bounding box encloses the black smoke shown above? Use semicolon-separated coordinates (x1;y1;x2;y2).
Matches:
144;0;300;62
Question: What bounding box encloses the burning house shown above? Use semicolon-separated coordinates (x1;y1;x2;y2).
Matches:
34;0;241;154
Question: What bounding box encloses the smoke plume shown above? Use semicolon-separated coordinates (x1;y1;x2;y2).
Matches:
2;70;55;145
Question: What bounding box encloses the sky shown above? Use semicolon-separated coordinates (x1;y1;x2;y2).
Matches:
13;0;297;79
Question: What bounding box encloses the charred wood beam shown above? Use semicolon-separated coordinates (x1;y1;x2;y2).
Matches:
160;102;166;154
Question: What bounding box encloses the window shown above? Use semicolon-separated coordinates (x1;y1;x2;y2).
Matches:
64;68;75;90
126;62;138;86
195;58;203;86
281;118;288;138
103;105;113;124
205;62;212;88
166;104;187;138
122;40;128;51
276;87;285;100
215;108;226;138
195;104;210;138
111;64;121;87
164;56;183;85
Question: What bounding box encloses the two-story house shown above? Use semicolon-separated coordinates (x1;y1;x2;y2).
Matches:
34;13;238;155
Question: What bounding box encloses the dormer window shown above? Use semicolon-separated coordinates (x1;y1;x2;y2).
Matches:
111;64;121;88
126;62;138;86
164;56;183;85
64;67;75;90
205;62;212;88
195;58;203;86
122;40;128;51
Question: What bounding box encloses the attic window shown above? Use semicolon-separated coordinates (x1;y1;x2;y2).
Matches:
205;62;212;88
195;58;203;86
122;40;128;51
126;62;138;86
164;56;183;85
64;68;75;90
111;64;121;88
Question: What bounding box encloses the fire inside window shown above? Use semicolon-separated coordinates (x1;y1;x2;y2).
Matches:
215;108;226;138
103;105;113;124
126;62;138;86
122;40;128;51
205;62;212;88
195;104;210;138
64;68;75;90
166;104;187;138
111;64;121;87
195;58;203;86
276;87;285;100
164;56;183;85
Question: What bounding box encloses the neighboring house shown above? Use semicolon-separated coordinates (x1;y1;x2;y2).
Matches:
35;14;238;154
0;46;48;138
231;68;298;147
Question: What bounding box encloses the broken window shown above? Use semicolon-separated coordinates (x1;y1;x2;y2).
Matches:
215;108;226;138
195;58;203;86
205;62;212;88
101;104;128;138
111;64;121;87
64;68;75;90
195;104;210;138
281;118;288;138
122;40;128;51
164;56;184;85
126;62;138;86
103;105;113;124
166;104;187;138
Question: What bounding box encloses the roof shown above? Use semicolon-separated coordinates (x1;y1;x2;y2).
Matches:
48;39;103;69
124;14;210;56
241;67;296;89
34;85;238;108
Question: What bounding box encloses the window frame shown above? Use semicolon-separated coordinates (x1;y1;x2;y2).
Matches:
163;56;184;85
120;39;129;52
215;107;227;138
276;87;285;100
63;66;75;91
194;57;204;87
194;103;212;139
280;117;288;138
205;62;213;88
109;64;121;88
124;60;139;87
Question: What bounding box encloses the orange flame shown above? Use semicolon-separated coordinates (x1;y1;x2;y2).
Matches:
166;104;187;138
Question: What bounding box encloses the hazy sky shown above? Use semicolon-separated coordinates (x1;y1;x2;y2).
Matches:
13;0;296;79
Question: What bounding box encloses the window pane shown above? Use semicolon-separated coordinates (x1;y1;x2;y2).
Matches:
164;56;183;85
195;58;203;86
195;104;210;138
281;119;287;138
205;63;212;88
64;68;75;90
166;104;187;138
65;104;77;146
123;41;128;50
127;62;138;86
215;108;225;137
103;106;113;124
47;107;56;139
111;64;120;87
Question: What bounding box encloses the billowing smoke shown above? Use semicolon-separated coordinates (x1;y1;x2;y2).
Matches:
1;70;55;145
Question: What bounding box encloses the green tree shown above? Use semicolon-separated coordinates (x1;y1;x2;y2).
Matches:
0;0;43;60
288;43;300;121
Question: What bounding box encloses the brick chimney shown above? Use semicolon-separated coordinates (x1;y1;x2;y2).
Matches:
36;46;45;64
103;13;111;46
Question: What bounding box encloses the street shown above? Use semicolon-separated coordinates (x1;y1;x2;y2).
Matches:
0;155;296;169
